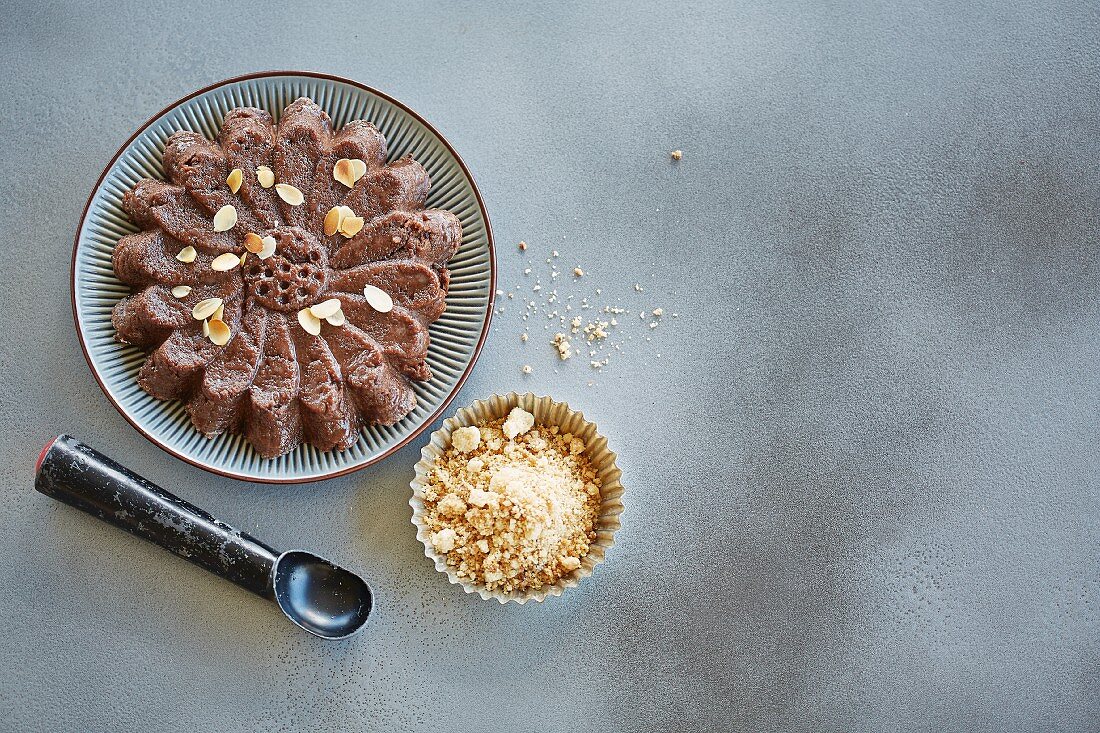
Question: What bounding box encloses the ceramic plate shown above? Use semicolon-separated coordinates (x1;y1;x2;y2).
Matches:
71;72;495;483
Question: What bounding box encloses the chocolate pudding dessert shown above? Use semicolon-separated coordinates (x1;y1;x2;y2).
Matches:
111;97;461;458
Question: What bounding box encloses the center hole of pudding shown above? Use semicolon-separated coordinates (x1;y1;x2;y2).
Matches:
243;229;330;312
246;256;328;312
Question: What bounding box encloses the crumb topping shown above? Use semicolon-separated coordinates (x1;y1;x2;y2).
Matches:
420;408;601;593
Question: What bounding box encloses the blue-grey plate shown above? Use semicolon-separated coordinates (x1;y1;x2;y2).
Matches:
71;72;495;483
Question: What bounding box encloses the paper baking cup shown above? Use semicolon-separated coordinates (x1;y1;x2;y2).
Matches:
410;392;624;603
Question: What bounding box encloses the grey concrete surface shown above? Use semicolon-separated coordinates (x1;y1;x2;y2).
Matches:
0;1;1097;731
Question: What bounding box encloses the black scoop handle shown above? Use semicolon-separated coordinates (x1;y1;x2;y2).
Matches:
35;435;277;598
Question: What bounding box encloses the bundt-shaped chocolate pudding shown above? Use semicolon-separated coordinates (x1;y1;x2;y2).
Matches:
111;97;461;458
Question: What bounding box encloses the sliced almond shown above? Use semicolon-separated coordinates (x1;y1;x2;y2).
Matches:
211;252;241;271
362;284;393;313
243;232;265;253
192;297;223;321
257;235;276;260
323;206;345;236
212;303;225;322
350;158;367;181
176;246;197;263
325;309;346;327
333;158;366;188
239;252;248;266
339;215;365;238
202;319;210;338
226;168;243;194
256;165;275;188
207;319;231;346
170;285;192;298
333;159;354;188
309;298;342;320
297;308;322;336
212;204;238;232
275;183;304;206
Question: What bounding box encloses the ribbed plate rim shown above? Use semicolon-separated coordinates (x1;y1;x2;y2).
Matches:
70;71;495;484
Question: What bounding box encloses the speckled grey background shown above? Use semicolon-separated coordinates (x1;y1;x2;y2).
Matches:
0;1;1097;731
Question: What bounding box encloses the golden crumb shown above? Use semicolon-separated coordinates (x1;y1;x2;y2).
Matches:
518;240;528;251
574;267;584;277
521;364;532;374
671;149;683;160
552;332;573;360
420;408;601;593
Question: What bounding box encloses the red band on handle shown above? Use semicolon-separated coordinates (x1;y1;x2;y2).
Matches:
35;436;60;473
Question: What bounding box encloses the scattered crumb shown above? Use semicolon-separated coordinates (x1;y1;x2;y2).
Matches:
671;149;683;161
521;364;532;374
584;321;609;342
508;237;673;375
552;333;573;360
519;240;527;251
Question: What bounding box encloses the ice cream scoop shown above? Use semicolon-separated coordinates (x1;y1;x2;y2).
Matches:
34;435;372;640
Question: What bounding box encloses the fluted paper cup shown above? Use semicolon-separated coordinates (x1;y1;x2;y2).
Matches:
410;392;624;603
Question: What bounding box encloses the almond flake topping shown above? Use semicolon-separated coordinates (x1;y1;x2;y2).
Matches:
212;302;225;322
362;284;394;313
243;232;265;253
226;168;243;194
309;298;342;320
171;285;192;298
257;236;276;260
212;205;238;232
297;308;322;336
202;319;210;338
207;319;231;346
323;206;344;236
275;183;304;206
211;252;241;271
192;297;223;321
339;214;364;238
325;309;346;327
333;158;367;188
176;246;197;263
256;165;275;188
